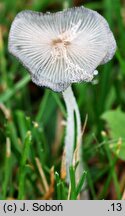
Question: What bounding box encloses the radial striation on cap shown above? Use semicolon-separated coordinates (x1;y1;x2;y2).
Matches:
8;6;116;92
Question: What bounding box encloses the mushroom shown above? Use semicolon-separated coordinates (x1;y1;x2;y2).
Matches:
8;6;116;181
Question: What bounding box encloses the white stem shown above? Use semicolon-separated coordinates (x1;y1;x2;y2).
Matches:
62;86;75;179
73;92;82;184
62;86;82;181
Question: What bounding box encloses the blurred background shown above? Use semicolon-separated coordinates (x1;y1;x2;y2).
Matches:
0;0;125;200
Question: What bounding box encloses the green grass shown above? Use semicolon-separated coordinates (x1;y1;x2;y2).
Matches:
0;0;125;200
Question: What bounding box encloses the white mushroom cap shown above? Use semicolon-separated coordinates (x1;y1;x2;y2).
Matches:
8;6;116;92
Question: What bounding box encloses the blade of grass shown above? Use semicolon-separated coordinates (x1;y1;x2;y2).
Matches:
18;131;32;199
112;0;125;53
0;26;8;87
55;172;62;200
51;92;66;118
69;166;76;200
98;157;118;199
103;139;121;199
36;90;50;122
15;110;28;142
35;157;49;193
115;50;125;76
75;171;87;198
6;121;21;158
85;164;97;199
2;138;11;199
0;75;30;103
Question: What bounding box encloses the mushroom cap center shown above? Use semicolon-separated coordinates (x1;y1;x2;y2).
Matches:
51;36;70;61
52;38;70;46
